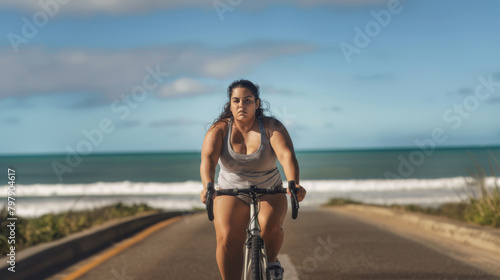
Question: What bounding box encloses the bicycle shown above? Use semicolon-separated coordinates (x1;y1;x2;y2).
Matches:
206;181;299;280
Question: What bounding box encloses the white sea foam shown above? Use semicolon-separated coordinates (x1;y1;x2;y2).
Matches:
1;177;498;217
0;180;203;197
1;177;498;197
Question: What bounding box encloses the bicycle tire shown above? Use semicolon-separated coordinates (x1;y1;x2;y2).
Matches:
251;235;264;280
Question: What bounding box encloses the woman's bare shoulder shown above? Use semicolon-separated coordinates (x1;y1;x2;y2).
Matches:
207;118;230;136
262;116;285;131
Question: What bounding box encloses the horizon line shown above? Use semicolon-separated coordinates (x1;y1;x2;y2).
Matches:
2;144;500;157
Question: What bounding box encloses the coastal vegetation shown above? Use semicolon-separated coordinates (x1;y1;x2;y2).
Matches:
462;157;500;227
0;202;158;255
325;157;500;228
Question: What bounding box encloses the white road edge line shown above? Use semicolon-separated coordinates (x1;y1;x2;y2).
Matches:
278;254;299;280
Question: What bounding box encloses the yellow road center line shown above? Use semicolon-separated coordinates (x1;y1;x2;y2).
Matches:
61;216;182;280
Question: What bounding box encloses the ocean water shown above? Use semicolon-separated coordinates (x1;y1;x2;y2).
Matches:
1;147;499;217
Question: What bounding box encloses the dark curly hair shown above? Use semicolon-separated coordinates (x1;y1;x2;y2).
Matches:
209;79;270;129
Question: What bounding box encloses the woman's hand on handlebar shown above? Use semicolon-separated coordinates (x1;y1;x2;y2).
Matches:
200;186;217;205
287;183;307;202
200;188;208;204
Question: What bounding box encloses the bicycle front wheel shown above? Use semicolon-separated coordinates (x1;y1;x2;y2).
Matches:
250;235;265;280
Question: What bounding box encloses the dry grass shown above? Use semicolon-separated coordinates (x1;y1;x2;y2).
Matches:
464;153;500;227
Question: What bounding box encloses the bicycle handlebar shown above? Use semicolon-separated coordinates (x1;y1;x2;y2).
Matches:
205;181;299;221
216;186;287;196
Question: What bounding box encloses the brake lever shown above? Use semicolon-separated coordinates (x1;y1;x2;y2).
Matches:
206;182;215;221
206;182;214;202
291;191;299;209
289;181;300;209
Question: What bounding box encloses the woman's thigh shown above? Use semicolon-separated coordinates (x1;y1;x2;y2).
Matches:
213;195;250;240
258;193;287;228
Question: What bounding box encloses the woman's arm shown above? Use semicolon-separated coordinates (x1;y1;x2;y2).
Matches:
267;118;306;201
200;122;224;204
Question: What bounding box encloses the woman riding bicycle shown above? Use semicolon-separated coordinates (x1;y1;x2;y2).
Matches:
200;79;306;280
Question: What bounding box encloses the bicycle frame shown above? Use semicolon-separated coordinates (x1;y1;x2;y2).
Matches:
243;191;268;280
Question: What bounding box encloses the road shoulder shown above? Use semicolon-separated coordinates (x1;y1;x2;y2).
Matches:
323;205;500;277
0;211;190;280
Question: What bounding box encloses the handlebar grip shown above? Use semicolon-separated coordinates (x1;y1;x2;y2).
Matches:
288;181;299;219
217;189;239;196
206;182;215;221
267;186;288;194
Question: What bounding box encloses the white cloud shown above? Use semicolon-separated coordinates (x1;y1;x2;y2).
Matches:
1;0;388;15
0;42;314;103
149;118;204;127
260;85;306;95
158;78;211;98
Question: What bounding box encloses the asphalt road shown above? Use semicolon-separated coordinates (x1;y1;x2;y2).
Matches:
57;209;500;280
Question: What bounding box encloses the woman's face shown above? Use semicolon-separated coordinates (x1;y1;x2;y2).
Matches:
230;87;260;121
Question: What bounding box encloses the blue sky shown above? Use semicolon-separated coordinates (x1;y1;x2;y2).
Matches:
1;0;500;155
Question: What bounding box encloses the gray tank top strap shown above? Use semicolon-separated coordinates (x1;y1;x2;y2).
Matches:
257;116;266;139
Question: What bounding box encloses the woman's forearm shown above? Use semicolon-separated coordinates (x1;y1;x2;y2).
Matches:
280;152;300;184
200;158;216;188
